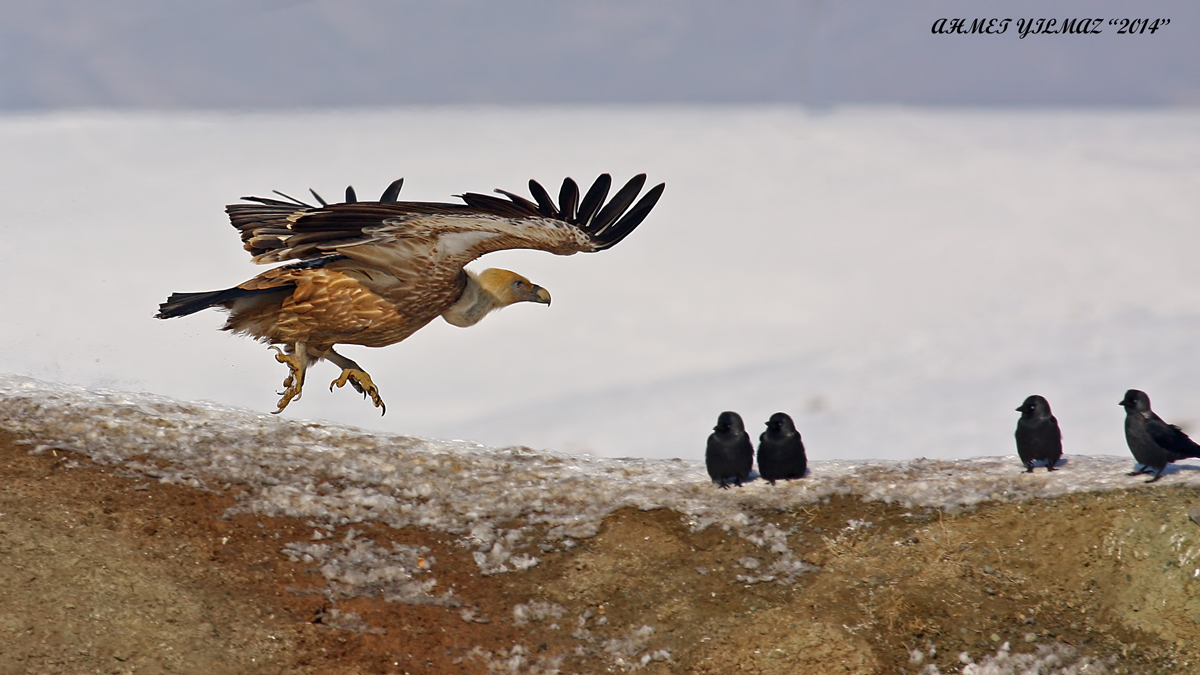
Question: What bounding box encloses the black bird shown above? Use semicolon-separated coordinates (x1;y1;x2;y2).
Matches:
1014;395;1063;473
757;412;808;485
1119;389;1200;482
706;411;754;488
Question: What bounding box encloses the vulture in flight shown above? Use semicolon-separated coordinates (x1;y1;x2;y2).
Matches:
157;173;664;414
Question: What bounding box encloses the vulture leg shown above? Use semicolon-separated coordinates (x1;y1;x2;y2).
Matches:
270;345;309;413
327;349;386;415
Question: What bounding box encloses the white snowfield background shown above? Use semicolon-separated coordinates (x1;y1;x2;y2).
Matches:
1;106;1199;462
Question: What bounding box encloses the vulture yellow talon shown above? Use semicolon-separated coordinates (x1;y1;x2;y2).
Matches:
271;346;307;413
330;368;386;415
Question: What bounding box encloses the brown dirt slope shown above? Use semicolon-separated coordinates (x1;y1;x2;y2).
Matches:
2;430;1199;674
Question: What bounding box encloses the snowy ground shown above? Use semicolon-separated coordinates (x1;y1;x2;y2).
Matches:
1;106;1198;461
4;374;1194;549
0;376;1184;674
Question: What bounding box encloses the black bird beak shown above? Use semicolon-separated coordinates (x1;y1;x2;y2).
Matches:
1015;405;1022;412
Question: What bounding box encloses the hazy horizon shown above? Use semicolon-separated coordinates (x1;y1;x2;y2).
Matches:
2;1;1196;111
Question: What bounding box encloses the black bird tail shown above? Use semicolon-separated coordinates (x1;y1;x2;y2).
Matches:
156;287;267;319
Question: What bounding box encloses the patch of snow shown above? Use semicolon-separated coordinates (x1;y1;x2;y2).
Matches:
601;625;660;672
512;601;565;627
281;528;453;606
465;644;564;675
919;642;1114;674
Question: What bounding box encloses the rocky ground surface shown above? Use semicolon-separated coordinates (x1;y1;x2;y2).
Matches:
3;430;1200;674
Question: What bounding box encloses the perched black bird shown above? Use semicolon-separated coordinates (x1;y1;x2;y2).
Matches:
1119;389;1200;482
706;411;754;488
1014;395;1063;473
757;412;808;485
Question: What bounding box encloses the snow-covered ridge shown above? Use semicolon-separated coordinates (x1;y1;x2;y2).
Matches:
0;375;1184;544
0;374;1181;672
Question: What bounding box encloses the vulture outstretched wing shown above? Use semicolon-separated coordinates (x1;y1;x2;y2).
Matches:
228;174;665;271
